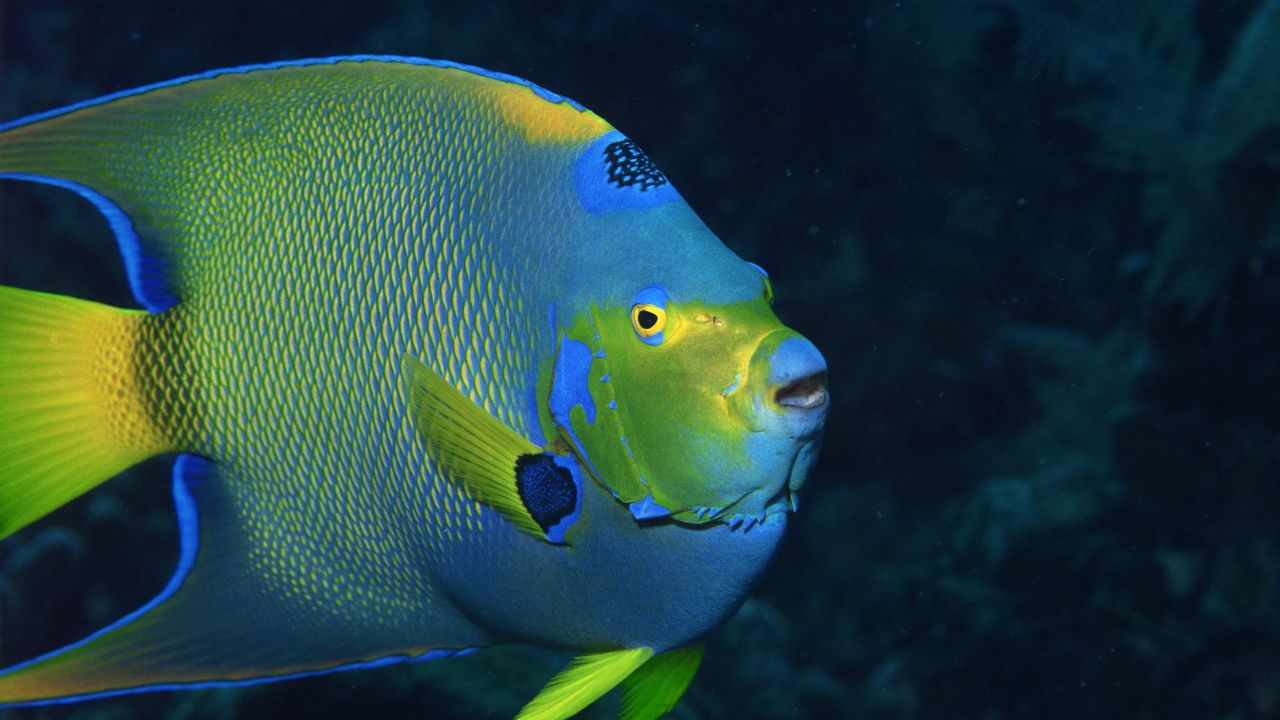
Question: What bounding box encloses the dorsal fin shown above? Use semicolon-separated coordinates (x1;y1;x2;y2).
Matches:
0;56;610;312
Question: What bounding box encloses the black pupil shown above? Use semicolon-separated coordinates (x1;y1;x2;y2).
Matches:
637;309;658;330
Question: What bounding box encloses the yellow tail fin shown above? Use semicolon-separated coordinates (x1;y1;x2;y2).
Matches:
0;286;172;538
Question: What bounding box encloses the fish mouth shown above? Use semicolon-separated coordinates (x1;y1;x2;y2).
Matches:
775;371;828;410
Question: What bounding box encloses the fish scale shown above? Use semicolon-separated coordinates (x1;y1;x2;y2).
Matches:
104;65;547;626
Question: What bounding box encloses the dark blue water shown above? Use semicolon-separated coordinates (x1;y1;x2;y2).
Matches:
2;2;1278;718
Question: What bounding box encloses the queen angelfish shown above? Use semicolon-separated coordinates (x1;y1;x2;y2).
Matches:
0;56;829;719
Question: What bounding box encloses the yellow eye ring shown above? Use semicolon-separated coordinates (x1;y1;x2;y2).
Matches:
631;303;666;339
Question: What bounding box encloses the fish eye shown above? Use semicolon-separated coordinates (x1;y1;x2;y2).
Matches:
631;303;666;338
629;286;670;345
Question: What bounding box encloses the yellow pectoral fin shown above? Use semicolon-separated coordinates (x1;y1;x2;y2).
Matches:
516;647;655;720
401;356;582;543
621;644;705;720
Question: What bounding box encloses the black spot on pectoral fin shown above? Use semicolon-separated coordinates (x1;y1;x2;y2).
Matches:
515;453;580;541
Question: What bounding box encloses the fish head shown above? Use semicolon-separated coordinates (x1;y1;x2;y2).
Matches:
551;256;828;530
547;129;828;531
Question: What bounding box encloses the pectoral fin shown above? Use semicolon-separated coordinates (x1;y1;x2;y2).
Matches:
401;356;582;543
621;644;705;720
516;647;655;720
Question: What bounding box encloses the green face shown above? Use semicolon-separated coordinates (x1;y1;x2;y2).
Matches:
550;274;828;529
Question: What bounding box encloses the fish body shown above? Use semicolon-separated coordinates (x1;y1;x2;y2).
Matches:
0;57;827;717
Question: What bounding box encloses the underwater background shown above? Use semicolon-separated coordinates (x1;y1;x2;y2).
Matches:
1;1;1278;718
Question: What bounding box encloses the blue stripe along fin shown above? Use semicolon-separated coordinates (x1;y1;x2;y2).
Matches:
0;55;585;136
0;455;476;707
0;173;177;312
0;55;588;313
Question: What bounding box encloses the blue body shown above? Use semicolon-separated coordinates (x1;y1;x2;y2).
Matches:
0;56;805;705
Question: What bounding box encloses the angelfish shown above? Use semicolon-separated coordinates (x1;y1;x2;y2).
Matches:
0;56;828;719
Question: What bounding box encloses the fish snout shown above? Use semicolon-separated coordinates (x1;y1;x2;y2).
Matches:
740;332;829;437
725;330;828;518
769;337;829;413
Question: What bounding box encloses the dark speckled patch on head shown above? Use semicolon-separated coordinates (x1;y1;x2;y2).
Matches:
603;139;668;191
575;130;681;213
515;453;578;534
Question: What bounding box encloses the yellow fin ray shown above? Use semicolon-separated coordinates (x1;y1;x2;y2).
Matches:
516;647;655;720
620;643;705;720
0;286;171;539
401;355;545;538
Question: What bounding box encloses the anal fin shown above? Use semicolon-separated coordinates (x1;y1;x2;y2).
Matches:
516;647;654;720
0;455;467;706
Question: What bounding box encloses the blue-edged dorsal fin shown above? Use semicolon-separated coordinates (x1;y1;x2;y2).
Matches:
0;455;472;707
0;55;603;313
516;647;655;720
401;356;582;544
620;643;705;720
